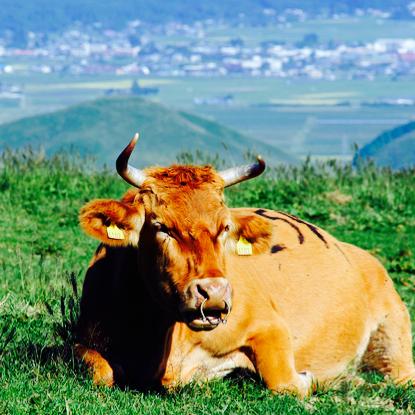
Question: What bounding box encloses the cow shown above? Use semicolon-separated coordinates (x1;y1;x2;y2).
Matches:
75;133;415;397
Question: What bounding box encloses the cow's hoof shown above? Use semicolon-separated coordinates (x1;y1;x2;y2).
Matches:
92;361;114;387
297;371;314;397
270;371;314;398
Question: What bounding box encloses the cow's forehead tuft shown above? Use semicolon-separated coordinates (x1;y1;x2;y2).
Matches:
144;165;224;189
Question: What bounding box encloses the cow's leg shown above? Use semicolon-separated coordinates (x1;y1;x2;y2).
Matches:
248;319;313;397
362;296;415;385
74;344;115;386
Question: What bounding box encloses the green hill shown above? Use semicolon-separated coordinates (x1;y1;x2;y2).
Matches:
0;97;296;167
355;120;415;169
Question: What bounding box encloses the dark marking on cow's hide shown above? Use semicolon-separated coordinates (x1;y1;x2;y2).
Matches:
254;209;279;221
271;244;286;254
255;209;304;244
334;242;352;265
277;211;329;248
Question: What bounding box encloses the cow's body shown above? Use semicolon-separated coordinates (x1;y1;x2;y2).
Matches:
77;205;415;394
76;136;415;396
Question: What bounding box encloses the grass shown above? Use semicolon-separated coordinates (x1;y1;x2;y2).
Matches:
0;148;415;414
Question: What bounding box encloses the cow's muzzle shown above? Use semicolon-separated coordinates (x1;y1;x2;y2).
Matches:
181;277;232;331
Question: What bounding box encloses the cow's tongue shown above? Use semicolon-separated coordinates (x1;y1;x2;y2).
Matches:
202;311;222;325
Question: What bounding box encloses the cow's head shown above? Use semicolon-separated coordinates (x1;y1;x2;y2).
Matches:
80;134;271;331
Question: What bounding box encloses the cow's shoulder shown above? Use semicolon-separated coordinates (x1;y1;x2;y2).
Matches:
230;207;336;252
229;208;273;254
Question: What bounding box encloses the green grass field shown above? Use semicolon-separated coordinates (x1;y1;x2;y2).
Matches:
1;148;414;413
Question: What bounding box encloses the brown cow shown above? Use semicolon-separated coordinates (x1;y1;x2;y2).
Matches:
76;133;415;397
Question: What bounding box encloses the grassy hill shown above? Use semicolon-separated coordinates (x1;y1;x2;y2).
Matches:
355;120;415;169
0;149;415;413
0;96;296;168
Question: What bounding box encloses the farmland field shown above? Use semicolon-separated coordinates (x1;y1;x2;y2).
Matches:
1;73;414;161
154;17;415;46
0;149;415;413
2;15;415;160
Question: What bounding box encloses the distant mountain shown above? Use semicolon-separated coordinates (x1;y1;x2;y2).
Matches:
0;97;296;167
1;0;412;40
354;120;415;169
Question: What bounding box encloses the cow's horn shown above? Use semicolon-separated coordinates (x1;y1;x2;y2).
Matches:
116;133;147;187
219;156;266;187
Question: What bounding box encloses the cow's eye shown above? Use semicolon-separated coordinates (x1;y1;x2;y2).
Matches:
217;224;231;240
154;222;170;236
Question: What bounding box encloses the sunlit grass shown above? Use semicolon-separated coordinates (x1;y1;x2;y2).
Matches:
1;148;414;413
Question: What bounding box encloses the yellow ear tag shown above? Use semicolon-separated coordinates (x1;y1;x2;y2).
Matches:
237;236;252;256
106;224;125;240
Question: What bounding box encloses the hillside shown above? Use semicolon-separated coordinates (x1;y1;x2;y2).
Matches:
355;120;415;169
0;97;296;167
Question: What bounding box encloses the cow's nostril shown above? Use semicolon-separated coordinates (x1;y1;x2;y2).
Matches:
196;284;210;300
185;278;232;314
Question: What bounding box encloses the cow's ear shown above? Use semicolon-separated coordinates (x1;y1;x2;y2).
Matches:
229;210;272;255
79;199;145;247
